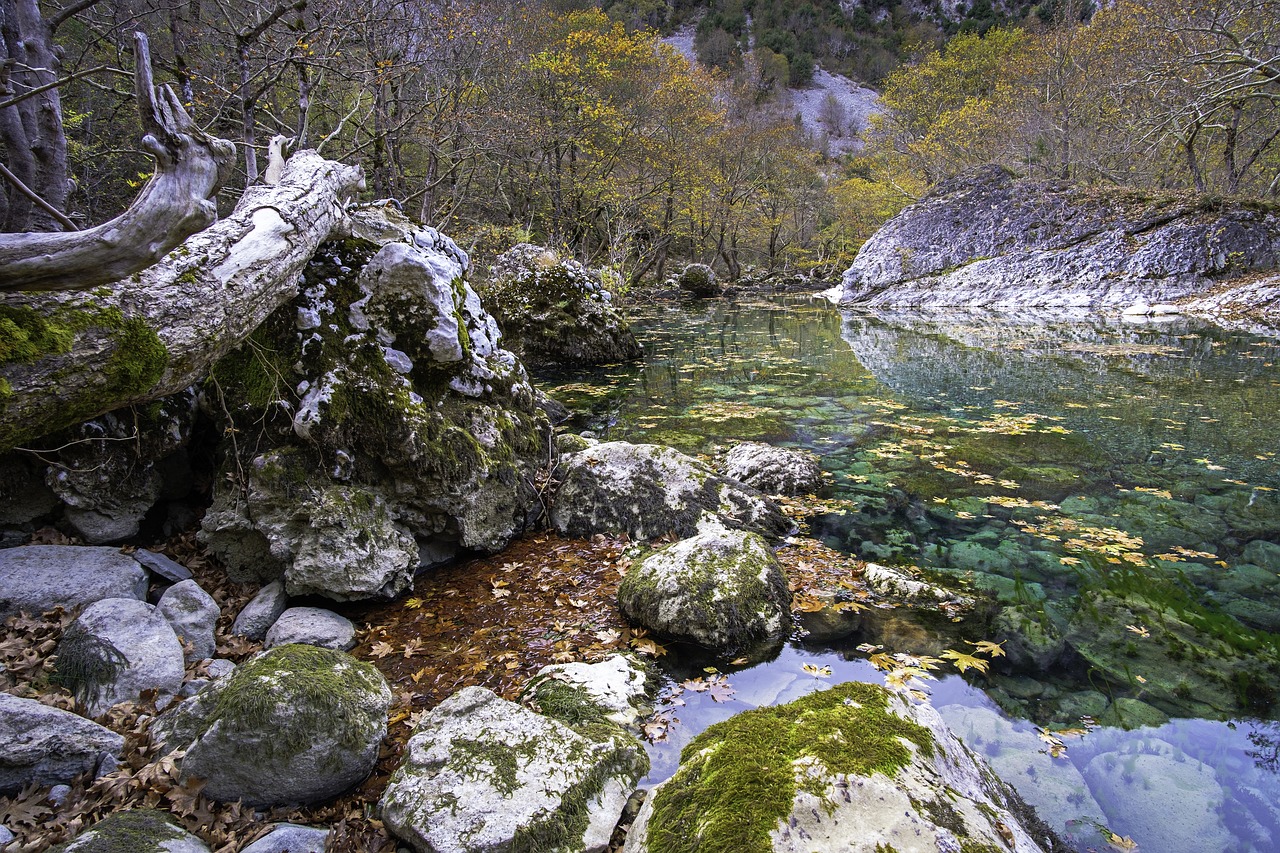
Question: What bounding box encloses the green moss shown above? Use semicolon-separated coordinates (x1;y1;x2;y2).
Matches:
51;809;185;852
0;305;76;364
207;644;384;759
104;318;167;395
647;682;934;853
451;737;521;796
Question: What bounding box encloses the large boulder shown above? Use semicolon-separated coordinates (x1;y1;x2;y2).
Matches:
617;518;791;653
624;682;1057;853
151;644;390;805
59;598;186;716
550;442;791;541
0;693;124;793
484;244;643;368
53;810;210;853
841;165;1280;309
675;263;720;298
0;545;148;619
381;685;647;853
721;442;824;496
200;209;551;599
264;606;356;651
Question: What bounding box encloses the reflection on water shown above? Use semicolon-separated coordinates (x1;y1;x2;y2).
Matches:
535;297;1280;852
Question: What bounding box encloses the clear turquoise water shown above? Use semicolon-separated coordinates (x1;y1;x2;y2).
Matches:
535;296;1280;852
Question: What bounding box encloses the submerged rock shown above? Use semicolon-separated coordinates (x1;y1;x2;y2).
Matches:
624;682;1057;853
484;244;643;368
841;165;1280;310
550;441;790;541
152;644;390;806
54;809;210;853
201;210;551;600
721;442;824;496
0;545;148;620
0;693;123;794
617;517;791;653
380;685;647;853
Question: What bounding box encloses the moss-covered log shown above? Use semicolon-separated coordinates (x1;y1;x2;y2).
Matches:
0;150;364;450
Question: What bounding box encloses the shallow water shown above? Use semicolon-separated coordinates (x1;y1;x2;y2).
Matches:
535;296;1280;852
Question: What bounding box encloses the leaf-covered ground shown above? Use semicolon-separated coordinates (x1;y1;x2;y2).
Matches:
0;506;908;852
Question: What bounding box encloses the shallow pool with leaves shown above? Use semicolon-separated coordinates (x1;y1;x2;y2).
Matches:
537;297;1280;853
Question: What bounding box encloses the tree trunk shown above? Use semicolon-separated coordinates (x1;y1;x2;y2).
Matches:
0;33;237;291
0;149;365;450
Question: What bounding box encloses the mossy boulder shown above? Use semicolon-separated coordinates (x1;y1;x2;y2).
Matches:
618;517;791;653
550;441;791;541
624;682;1056;853
53;809;209;853
380;685;648;853
151;644;390;806
675;263;720;298
201;213;552;598
484;244;643;369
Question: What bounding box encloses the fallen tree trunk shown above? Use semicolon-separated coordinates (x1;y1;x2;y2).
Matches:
0;149;365;449
0;32;236;292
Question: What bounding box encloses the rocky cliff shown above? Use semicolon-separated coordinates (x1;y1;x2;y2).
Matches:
840;166;1280;313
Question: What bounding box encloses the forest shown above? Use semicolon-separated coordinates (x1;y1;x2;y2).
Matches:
2;0;1278;284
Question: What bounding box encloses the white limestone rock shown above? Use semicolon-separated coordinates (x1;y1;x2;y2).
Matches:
528;654;651;731
231;579;288;640
551;441;791;541
722;442;824;496
381;686;647;853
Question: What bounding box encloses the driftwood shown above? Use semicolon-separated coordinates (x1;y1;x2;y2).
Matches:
0;33;236;292
0;149;365;449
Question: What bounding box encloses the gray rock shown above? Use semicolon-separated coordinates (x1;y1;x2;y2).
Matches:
0;693;124;794
675;263;720;298
486;244;644;368
56;809;210;852
624;682;1053;853
232;580;289;640
157;580;219;662
381;686;646;853
48;784;72;806
0;546;148;619
841;165;1280;309
132;550;193;583
0;453;58;527
617;517;791;652
992;605;1066;671
551;441;791;541
62;598;185;716
722;442;824;495
0;824;13;845
265;607;356;651
152;644;390;806
240;824;329;853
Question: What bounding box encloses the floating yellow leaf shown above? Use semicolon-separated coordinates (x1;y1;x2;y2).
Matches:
941;649;990;674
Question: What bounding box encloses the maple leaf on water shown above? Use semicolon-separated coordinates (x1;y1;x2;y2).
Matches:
967;639;1006;658
940;649;990;675
802;663;832;678
593;629;621;645
630;637;667;657
369;641;395;658
708;679;735;703
1125;624;1150;638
